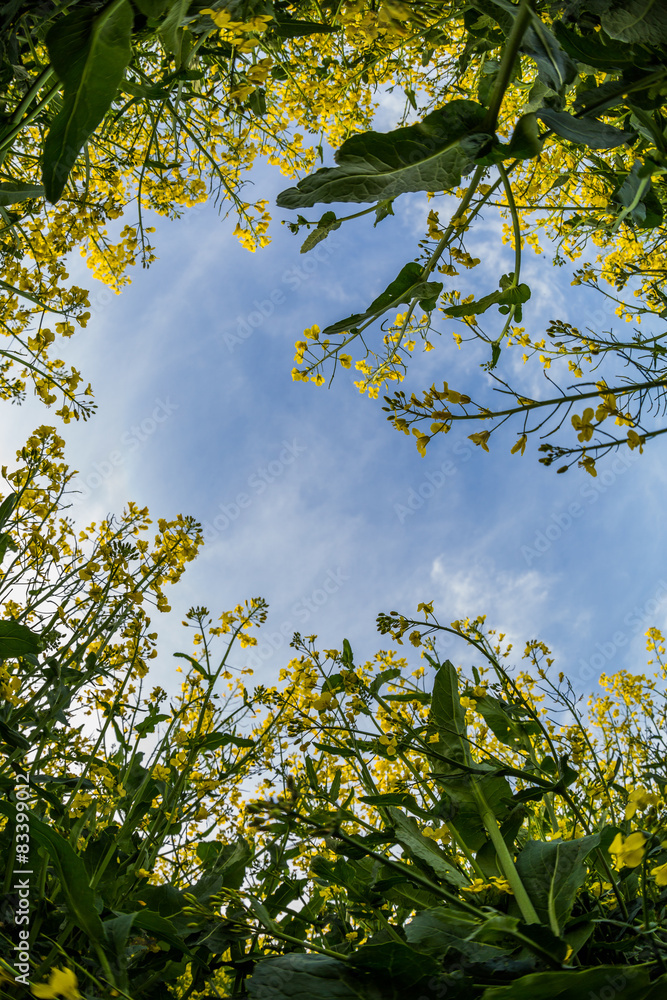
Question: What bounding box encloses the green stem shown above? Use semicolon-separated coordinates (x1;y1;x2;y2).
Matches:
483;0;533;133
0;82;60;156
471;782;539;923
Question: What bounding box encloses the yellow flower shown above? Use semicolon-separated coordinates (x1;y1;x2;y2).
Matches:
461;878;488;893
624;786;658;820
32;968;81;1000
651;862;667;887
608;831;647;869
571;408;595;442
510;434;527;456
468;430;490;452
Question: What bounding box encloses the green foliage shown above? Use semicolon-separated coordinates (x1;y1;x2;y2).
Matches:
277;100;490;208
43;2;134;202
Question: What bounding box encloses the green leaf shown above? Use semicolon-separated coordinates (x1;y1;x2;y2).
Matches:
406;907;540;974
386;807;468;886
329;767;342;801
43;1;133;202
194;837;250;891
135;0;170;16
158;0;191;65
514;834;600;936
195;732;254;750
321;262;442;338
406;906;481;954
480;965;653;1000
369;665;402;694
612;159;664;229
385;690;431;704
538;108;635;149
443;282;531;318
312;741;357;759
0;720;29;750
276;100;489;208
273;17;337;38
428;658;471;767
0;803;105;942
173;650;211;678
473;695;540;751
0;181;43;205
553;21;638;69
643;974;667;1000
0;492;17;529
134;710;170;737
507;113;542;159
247;86;266;116
434;767;514;853
247;954;360;999
0;532;15;564
522;20;577;92
359;792;433;820
349;941;440;988
130;909;202;961
0;620;44;659
374;199;395;225
305;754;319;789
301;211;341;253
600;0;667;44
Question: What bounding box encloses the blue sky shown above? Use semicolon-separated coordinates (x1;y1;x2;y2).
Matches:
4;143;667;700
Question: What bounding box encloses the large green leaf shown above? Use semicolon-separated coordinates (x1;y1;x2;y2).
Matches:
0;620;44;659
514;834;600;936
406;908;549;975
480;965;653;1000
277;100;489;208
0;181;43;205
0;803;105;943
43;1;133;202
135;0;170;16
386;807;467;887
644;974;667;1000
473;694;541;751
612;159;664;229
428;658;471;767
475;0;575;91
522;21;577;92
538;108;635;149
553;20;638;69
246;953;362;999
434;767;515;852
321;261;442;336
348;941;440;988
600;0;667;44
129;908;201;960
